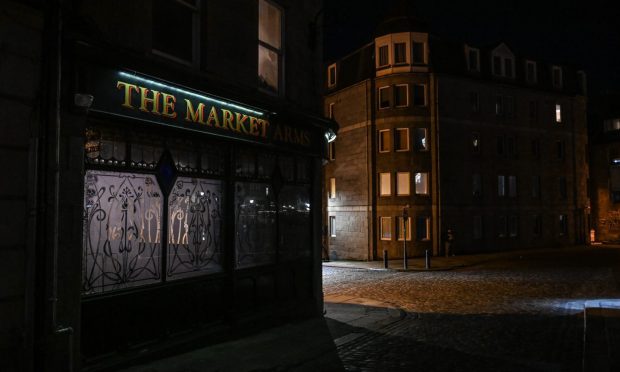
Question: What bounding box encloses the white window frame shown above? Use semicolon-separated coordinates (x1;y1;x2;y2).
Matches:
396;172;410;196
379;172;391;196
394;84;409;108
414;172;429;195
395;128;410;152
378;86;390;109
378;129;391;153
329;216;336;237
329;177;336;199
327;63;337;88
397;216;412;241
258;0;284;95
525;60;537;84
552;65;563;88
380;217;392;240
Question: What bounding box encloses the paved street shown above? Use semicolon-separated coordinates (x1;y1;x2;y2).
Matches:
323;246;620;372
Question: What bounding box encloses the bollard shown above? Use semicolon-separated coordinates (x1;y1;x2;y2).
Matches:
425;249;431;269
383;249;388;269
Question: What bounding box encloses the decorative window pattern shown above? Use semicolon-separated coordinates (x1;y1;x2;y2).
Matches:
235;182;277;268
167;177;223;280
279;185;311;260
83;171;163;294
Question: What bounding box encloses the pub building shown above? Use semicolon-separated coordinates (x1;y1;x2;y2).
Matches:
0;1;335;371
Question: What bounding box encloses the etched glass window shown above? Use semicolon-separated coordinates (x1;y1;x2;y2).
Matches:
279;185;311;260
235;182;277;268
82;171;163;294
167;177;223;280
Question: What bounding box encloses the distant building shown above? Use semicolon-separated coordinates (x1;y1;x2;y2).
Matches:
324;15;589;260
0;1;333;371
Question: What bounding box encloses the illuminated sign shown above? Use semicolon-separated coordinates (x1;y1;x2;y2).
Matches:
87;69;315;149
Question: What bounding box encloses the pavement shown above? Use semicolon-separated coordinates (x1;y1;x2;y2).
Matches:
119;246;620;372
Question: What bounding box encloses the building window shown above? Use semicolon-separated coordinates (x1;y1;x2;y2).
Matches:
559;177;567;200
467;47;480;71
415;128;428;151
394;84;409;107
497;215;507;238
505;96;514;118
416;216;430;241
509;215;518;237
380;217;392;240
473;215;483;239
531;139;540;159
378;129;391;152
327;63;337;87
504;58;514;78
531;175;540;198
328;102;335;119
526;60;537;84
497;136;505;156
604;119;620;132
328;141;336;161
508;175;517;198
472;173;482;197
258;0;283;94
378;86;390;109
472;133;480;153
495;95;504;116
329;177;336;199
329;216;336;237
152;0;200;65
498;175;506;197
397;172;410;196
412;42;425;64
559;214;568;236
533;214;542;236
529;101;538;124
380;172;391;196
507;137;517;158
378;45;389;67
395;128;410;151
556;140;565;160
413;84;426;106
415;172;429;195
397;216;412;241
470;91;480;113
394;42;407;64
493;55;502;76
555;104;562;123
552;66;563;88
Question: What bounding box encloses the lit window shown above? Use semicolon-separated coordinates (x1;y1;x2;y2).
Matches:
526;61;537;84
473;215;483;239
327;63;337;87
378;129;391;152
395;128;409;151
152;0;200;65
472;133;480;153
378;86;390;109
394;42;407;64
552;66;563;88
604;118;620;132
472;173;482;197
555;104;562;123
415;172;428;195
329;177;336;199
380;172;391;196
412;42;425;64
498;175;506;197
329;216;336;237
394;84;409;107
397;172;410;196
380;217;392;240
413;84;426;106
378;45;389;67
509;215;518;237
416;216;430;241
508;175;517;198
415;128;428;151
397;216;412;241
258;0;283;93
328;141;335;161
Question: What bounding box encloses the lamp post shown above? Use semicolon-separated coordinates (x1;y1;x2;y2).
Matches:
403;205;408;270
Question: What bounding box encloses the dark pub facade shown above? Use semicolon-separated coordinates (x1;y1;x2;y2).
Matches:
0;1;334;371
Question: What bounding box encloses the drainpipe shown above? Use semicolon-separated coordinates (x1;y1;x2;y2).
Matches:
433;74;442;256
369;77;377;260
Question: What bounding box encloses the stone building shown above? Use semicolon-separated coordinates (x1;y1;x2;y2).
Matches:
0;1;333;371
324;15;589;261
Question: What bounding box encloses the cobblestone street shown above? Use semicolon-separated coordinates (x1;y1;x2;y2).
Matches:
323;246;620;371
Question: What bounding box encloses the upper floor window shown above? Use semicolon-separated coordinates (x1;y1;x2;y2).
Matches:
153;0;201;66
491;44;515;78
470;91;480;113
380;172;392;196
555;104;562;123
415;172;429;195
526;60;537;84
328;141;335;161
394;84;409;107
395;128;410;151
552;66;563;89
378;44;389;67
604;118;620;132
412;42;425;64
327;63;337;88
504;58;514;78
413;84;426;106
328;102;335;119
394;42;407;64
397;172;410;196
378;86;390;109
258;0;283;94
415;128;428;151
493;56;502;76
379;129;391;152
472;133;480;153
329;177;336;199
466;46;480;71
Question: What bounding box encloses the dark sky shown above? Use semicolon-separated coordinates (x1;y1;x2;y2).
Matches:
323;0;620;95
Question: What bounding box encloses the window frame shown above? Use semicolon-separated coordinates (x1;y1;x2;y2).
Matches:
396;171;410;196
329;177;336;199
395;128;410;152
378;129;391;153
397;216;412;241
380;217;392;240
378;86;390;109
327;63;337;88
394;84;409;108
152;0;201;67
412;41;426;64
378;44;390;67
466;46;480;72
328;141;335;161
258;0;284;95
412;84;426;106
329;216;336;237
552;65;563;89
525;60;537;84
416;216;431;241
415;128;429;151
414;172;429;195
555;103;562;123
379;172;392;196
393;42;408;65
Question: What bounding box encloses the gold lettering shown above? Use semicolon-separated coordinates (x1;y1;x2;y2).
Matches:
185;99;206;123
207;106;220;127
161;93;177;118
221;109;235;131
236;113;250;134
259;119;270;138
116;81;140;109
139;87;161;114
249;117;260;136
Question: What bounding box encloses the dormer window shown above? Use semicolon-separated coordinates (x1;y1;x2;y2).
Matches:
504;58;513;78
465;45;480;72
412;41;425;64
552;66;563;89
394;42;407;64
526;60;537;84
491;44;515;78
327;63;337;88
378;44;389;67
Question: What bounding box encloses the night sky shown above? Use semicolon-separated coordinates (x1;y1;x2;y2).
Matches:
323;0;620;95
